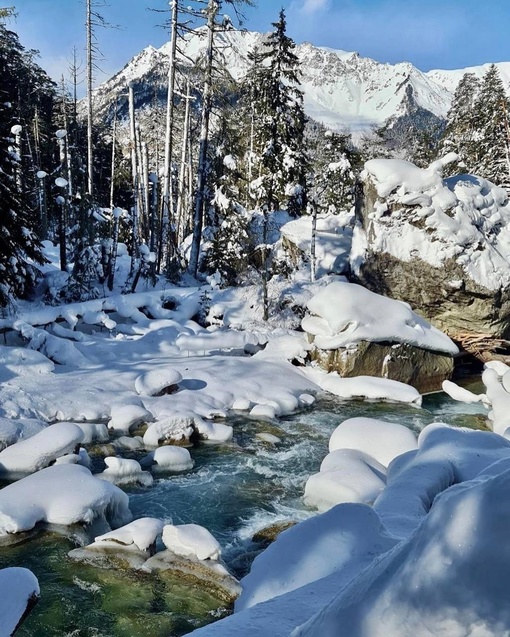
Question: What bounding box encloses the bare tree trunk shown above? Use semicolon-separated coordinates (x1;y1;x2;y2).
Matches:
176;78;193;245
159;0;179;273
262;206;269;321
86;0;94;198
188;0;218;278
106;98;119;291
310;198;317;282
128;84;139;281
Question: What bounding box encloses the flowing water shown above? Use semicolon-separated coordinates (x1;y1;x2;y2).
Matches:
2;385;487;637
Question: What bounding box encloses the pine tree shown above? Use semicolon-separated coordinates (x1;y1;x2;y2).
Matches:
471;65;510;188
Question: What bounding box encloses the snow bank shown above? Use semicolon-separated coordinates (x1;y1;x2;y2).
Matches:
0;464;131;535
302;281;457;354
295;467;510;637
235;504;397;613
374;423;510;539
162;524;221;561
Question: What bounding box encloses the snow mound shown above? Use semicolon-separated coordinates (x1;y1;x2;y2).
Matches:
302;281;457;354
162;524;221;561
94;517;164;552
142;446;194;473
108;404;153;434
135;368;182;396
0;464;131;535
0;422;84;477
329;417;418;467
304;449;386;511
97;457;153;487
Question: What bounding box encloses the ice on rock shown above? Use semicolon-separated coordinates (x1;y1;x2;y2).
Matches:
108;404;153;434
135;368;182;396
328;417;418;467
0;422;84;477
302;281;457;354
162;524;221;561
0;464;131;535
304;449;387;511
97;457;153;487
142;446;194;473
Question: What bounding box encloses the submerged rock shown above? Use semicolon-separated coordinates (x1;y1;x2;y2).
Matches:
143;550;241;604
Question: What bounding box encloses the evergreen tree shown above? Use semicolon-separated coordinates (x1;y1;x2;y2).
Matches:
312;129;361;214
0;22;51;307
440;72;480;174
471;65;510;188
255;9;308;215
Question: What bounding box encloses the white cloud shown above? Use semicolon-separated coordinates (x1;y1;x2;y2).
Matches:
299;0;330;14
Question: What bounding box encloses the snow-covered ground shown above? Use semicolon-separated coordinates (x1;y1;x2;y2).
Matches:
3;235;510;635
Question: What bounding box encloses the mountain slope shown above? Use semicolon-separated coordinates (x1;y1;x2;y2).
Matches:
90;28;510;134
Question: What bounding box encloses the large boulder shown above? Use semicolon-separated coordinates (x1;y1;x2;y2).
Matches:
351;155;510;339
302;281;457;392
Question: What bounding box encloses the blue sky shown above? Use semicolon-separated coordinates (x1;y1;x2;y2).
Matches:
11;0;510;87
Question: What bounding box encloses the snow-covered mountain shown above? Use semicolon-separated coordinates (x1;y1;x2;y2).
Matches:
90;27;510;133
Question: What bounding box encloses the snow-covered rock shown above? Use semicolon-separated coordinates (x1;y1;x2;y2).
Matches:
304;449;386;511
328;417;418;467
162;524;221;561
354;158;510;338
135;368;182;396
142;446;194;473
0;464;131;536
97;457;153;487
0;422;84;478
0;568;39;635
303;282;456;392
108;404;153;434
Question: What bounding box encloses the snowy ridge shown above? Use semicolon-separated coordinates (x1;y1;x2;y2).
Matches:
91;27;510;132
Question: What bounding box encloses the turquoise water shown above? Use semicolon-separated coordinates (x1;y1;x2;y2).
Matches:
2;390;487;637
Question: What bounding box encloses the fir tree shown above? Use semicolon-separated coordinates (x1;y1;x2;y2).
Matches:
0;22;52;307
471;65;510;188
440;72;480;174
255;9;308;215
